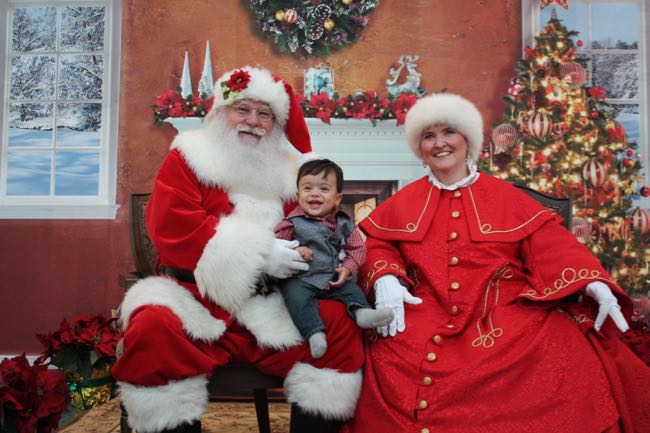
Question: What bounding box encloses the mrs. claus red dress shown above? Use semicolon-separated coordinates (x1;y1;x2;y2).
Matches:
343;174;650;433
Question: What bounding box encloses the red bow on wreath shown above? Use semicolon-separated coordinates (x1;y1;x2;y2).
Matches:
541;0;569;9
588;86;607;101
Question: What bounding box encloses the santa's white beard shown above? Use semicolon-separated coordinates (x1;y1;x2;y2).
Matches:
203;112;293;198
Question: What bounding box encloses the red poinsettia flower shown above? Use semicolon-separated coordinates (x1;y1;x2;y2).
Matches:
389;93;418;126
36;314;122;376
524;47;537;58
226;70;251;92
306;93;337;124
588;86;607;101
0;354;69;433
608;126;625;142
154;89;183;111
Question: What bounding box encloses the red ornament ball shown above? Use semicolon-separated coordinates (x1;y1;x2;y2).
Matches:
591;111;599;119
630;207;650;234
582;159;607;188
577;40;584;47
559;62;587;89
527;112;552;139
284;8;299;24
491;123;518;152
640;186;649;197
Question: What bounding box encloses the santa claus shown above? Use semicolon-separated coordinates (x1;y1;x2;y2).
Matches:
112;66;364;433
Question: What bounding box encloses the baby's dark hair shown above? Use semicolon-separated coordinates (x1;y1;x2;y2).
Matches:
297;158;344;192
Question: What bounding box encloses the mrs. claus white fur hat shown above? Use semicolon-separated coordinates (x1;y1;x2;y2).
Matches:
405;93;484;162
209;66;311;153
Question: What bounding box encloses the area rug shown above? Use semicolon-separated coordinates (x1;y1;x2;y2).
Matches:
58;398;291;433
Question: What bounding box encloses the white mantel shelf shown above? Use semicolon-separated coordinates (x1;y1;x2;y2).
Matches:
305;118;425;188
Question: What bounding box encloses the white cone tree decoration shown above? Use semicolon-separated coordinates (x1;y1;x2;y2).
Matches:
198;41;214;98
180;51;193;98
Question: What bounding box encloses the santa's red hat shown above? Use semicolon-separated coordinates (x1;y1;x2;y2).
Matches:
209;66;311;154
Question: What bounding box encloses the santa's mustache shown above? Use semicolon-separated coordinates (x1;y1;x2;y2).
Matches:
236;124;266;137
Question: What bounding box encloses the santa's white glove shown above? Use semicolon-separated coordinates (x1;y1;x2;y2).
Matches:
262;239;309;279
585;281;629;332
374;274;422;337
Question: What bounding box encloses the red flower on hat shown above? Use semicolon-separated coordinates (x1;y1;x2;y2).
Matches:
226;70;251;92
222;69;251;101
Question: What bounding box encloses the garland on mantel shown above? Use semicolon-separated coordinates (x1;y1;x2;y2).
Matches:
245;0;379;56
153;87;418;127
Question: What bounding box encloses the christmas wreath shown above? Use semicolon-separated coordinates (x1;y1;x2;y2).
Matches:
245;0;379;56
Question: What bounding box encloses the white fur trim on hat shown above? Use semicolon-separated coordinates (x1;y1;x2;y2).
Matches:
284;363;362;420
404;93;484;162
211;66;290;125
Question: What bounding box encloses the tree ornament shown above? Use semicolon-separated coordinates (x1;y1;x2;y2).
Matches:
572;216;592;243
275;9;285;21
640;186;649;197
527;111;552;138
591;111;599;119
630;207;650;234
559;62;587;89
284;8;299;24
323;18;335;31
491;123;518;152
582;159;607;188
341;0;354;5
576;40;584;48
507;78;525;101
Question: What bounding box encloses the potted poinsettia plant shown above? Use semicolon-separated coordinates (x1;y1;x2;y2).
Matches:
0;354;69;433
35;314;122;410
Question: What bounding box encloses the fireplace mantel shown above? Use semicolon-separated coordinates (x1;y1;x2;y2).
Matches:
165;117;426;189
306;118;425;189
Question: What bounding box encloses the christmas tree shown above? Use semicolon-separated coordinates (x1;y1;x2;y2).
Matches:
479;9;649;295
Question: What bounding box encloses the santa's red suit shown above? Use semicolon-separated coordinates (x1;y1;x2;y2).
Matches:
342;174;650;433
112;67;364;433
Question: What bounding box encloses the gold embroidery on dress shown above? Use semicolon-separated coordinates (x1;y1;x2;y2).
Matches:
364;260;406;290
555;307;595;326
522;267;615;299
472;264;513;349
467;187;549;234
366;186;434;233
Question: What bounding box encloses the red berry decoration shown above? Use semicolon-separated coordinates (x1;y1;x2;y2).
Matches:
576;40;584;47
591;111;599;119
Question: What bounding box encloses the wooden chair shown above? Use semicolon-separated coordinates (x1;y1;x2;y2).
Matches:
121;193;284;433
514;184;572;230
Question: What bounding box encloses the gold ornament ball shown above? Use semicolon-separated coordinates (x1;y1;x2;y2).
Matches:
275;10;285;21
341;0;353;5
324;18;335;31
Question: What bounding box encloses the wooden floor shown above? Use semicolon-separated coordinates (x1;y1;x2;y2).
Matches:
58;398;291;433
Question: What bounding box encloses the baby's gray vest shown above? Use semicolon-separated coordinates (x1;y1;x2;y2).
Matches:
289;213;354;290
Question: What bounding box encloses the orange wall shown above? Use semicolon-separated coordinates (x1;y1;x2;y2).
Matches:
0;0;521;353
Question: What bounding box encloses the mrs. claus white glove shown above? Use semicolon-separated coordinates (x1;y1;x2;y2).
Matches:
374;274;422;337
585;281;629;332
262;239;309;279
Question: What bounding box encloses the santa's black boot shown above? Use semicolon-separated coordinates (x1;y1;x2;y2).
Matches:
289;404;342;433
151;420;201;433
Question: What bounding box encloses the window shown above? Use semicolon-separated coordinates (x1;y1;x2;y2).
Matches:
523;0;649;208
0;0;121;218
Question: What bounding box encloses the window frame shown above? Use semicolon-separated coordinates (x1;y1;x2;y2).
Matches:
0;0;121;219
522;0;649;209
